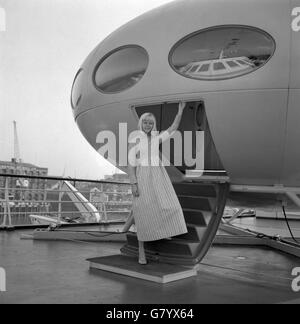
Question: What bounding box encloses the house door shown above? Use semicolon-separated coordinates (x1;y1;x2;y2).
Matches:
134;101;226;176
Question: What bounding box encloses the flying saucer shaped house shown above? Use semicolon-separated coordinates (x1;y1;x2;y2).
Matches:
71;0;300;264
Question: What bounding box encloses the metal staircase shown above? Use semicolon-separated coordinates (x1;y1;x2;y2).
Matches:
121;180;229;265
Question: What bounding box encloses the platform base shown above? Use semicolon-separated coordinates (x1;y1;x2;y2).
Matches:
25;229;126;242
87;255;197;283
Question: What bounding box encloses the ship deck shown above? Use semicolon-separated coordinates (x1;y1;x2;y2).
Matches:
1;221;300;304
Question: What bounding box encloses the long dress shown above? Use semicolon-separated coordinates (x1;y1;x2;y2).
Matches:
130;130;188;242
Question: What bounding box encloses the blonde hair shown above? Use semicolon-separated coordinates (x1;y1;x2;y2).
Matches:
138;113;157;133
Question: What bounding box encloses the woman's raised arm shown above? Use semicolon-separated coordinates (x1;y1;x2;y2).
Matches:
167;101;186;134
158;101;187;143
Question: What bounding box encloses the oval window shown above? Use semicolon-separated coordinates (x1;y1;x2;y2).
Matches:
170;26;275;81
94;46;149;93
71;69;83;109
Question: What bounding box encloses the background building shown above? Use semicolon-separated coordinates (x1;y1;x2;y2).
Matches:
0;159;48;201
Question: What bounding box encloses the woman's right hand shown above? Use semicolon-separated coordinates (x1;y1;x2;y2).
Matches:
178;101;187;114
132;184;139;197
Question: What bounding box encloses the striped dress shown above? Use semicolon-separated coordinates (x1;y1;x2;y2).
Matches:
131;131;188;242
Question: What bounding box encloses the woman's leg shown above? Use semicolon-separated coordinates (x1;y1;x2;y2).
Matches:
121;211;134;232
138;240;147;264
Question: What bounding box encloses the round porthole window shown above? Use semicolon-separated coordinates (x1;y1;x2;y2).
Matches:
169;25;275;81
94;45;149;93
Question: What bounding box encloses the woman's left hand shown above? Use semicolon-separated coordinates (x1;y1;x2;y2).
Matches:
132;184;139;197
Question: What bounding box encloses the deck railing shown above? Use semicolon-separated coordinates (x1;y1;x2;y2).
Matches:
0;174;132;229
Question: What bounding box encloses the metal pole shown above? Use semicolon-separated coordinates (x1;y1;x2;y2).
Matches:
103;202;108;222
0;198;7;228
58;181;63;225
1;203;7;228
4;178;13;228
224;208;246;224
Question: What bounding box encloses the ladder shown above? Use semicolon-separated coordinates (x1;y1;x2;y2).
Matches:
121;180;229;265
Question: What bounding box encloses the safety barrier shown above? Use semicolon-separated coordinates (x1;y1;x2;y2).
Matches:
0;174;132;229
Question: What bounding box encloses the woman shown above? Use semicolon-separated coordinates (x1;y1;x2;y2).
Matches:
123;101;188;264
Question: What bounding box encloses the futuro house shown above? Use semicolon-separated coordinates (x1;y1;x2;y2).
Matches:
71;0;300;264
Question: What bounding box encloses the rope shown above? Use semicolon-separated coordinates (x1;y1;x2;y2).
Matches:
282;205;300;244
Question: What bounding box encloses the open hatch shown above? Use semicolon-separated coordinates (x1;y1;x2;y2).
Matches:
133;100;228;180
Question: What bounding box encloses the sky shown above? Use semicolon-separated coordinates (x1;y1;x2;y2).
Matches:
0;0;173;179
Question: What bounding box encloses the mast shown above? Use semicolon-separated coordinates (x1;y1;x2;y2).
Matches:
13;121;22;164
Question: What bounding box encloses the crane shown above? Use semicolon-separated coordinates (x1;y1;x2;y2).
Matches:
13;121;21;164
12;121;28;194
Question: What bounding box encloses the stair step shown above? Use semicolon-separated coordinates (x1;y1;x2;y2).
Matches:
125;233;200;257
173;183;217;197
183;208;212;226
178;196;214;211
183;209;211;226
120;182;229;265
175;224;207;241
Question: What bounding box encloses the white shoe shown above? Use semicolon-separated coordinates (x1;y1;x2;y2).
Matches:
138;257;148;265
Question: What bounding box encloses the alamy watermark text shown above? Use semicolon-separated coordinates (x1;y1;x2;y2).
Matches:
0;7;6;32
96;123;204;169
292;7;300;32
0;267;6;292
292;267;300;292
